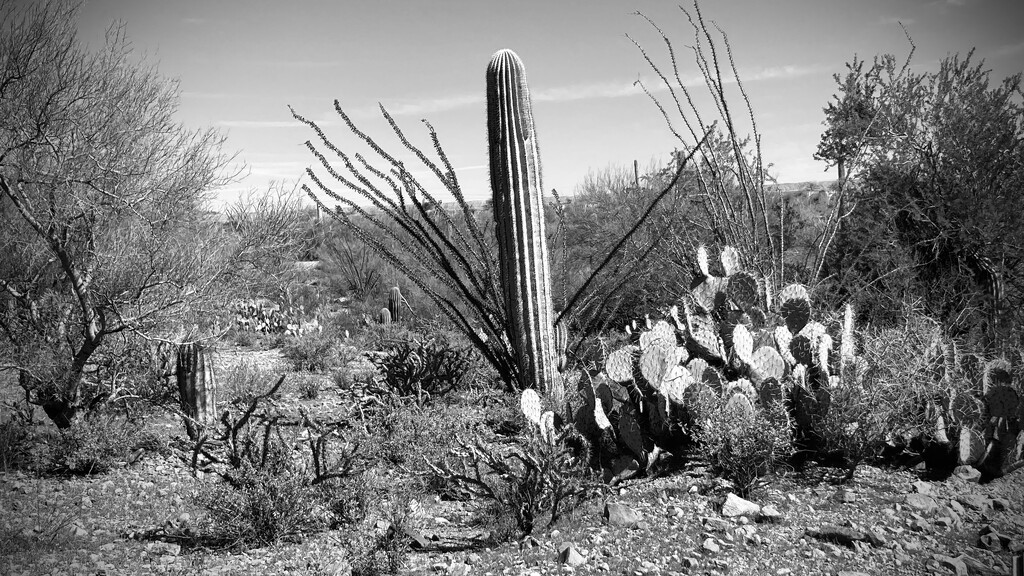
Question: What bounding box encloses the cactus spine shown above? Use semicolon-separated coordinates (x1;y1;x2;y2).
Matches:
486;49;558;395
388;286;404;323
176;342;217;440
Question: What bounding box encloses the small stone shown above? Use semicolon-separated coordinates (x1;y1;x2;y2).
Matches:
557;543;586;567
721;493;761;517
804;525;866;548
434;516;450;526
931;553;968;576
702;517;731;532
953;465;982;483
837;489;857;503
682;556;699;569
904;494;938;514
604;502;642;527
758;505;782;523
958;494;988;511
402;527;430;550
912;480;933;494
446;562;470;576
464;553;480;565
701;538;721;554
991;498;1010;511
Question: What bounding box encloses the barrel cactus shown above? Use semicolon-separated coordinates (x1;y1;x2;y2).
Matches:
486;49;559;399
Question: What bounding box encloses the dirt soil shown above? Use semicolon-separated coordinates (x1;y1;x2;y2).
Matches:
2;346;1023;576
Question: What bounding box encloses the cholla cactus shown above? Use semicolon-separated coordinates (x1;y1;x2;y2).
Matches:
486;49;559;396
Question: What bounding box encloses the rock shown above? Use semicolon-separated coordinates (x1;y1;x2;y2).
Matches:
838;572;871;576
864;526;887;547
836;489;857;503
991;497;1010;511
912;480;933;494
681;556;699;569
464;553;480;565
701;538;721;554
904;493;938;514
957;493;988;511
702;517;732;532
758;504;782;523
931;553;968;576
804;525;867;548
721;493;761;517
604;502;641;527
977;526;1011;551
557;543;586;567
953;465;982;483
446;562;470;576
402;527;430;550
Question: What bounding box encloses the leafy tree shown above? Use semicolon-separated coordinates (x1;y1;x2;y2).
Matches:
819;49;1023;345
0;1;300;426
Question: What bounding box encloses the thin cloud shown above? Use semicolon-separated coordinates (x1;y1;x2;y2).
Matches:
218;120;305;128
257;60;344;69
384;94;484;116
878;16;916;26
991;41;1024;58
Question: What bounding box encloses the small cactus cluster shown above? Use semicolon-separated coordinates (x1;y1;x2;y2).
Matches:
933;352;1024;476
232;299;320;336
562;245;862;480
375;286;408;325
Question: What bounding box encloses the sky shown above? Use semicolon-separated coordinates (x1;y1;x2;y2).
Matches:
71;0;1024;207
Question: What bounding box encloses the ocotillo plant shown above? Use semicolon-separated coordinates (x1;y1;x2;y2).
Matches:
388;286;404;323
487;49;559;396
177;342;218;440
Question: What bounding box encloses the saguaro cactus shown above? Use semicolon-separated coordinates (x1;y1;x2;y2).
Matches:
388;286;404;323
176;342;217;440
486;49;558;395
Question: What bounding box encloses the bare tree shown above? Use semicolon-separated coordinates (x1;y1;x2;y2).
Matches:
0;0;245;426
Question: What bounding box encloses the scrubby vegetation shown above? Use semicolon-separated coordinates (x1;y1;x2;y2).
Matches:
2;1;1023;575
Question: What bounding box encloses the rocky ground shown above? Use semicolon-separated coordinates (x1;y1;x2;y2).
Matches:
2;346;1022;575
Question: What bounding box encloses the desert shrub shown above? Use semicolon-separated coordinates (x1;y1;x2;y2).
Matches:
694;396;794;498
810;316;951;479
281;334;356;373
297;377;321;400
430;424;604;537
350;488;415;576
193;377;367;547
47;413;149;475
370;337;476;404
0;419;35;472
221;360;274;404
203;435;329;547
